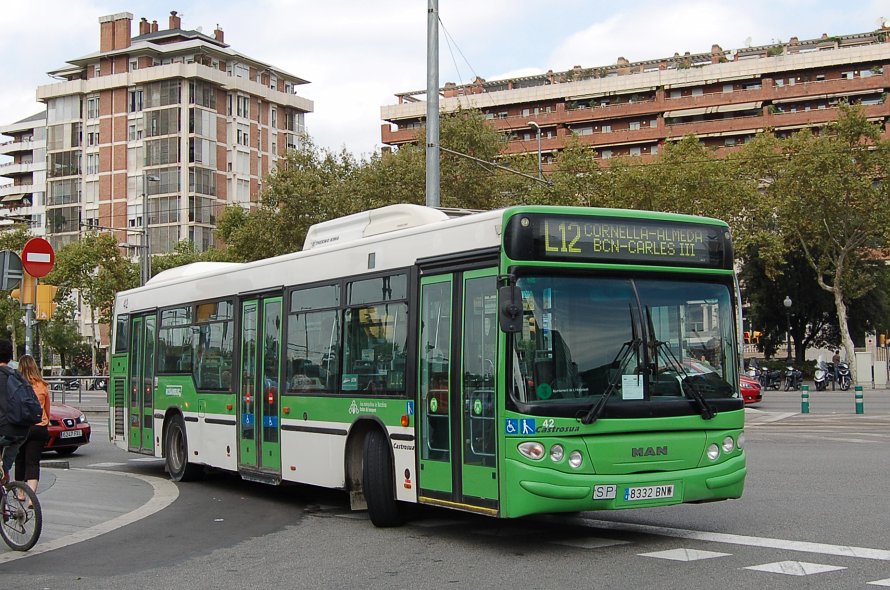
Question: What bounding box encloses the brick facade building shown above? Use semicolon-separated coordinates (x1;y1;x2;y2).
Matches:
382;29;890;165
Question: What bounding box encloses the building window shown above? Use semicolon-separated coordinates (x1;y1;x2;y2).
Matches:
691;88;703;96
236;95;250;119
629;121;641;131
236;124;250;147
630;147;642;156
86;97;100;119
602;124;612;133
601;149;613;159
85;153;99;175
129;60;138;72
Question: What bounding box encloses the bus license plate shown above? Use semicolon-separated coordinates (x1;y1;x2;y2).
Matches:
624;484;674;501
59;430;82;439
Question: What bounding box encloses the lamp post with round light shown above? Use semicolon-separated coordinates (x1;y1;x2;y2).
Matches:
783;296;792;361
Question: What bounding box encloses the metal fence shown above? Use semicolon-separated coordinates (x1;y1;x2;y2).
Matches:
46;376;107;405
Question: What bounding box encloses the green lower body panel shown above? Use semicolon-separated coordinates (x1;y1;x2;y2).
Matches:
502;454;746;518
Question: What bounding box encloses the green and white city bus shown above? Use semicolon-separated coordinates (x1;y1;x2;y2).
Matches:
109;204;746;526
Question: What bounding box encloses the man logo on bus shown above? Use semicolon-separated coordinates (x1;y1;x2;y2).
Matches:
632;446;668;457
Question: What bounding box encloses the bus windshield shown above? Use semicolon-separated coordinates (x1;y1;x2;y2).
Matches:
510;275;738;409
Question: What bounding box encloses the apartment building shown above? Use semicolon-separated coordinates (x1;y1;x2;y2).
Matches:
33;10;313;254
0;111;47;235
381;29;890;164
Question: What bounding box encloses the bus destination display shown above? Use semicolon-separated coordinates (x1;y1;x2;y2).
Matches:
505;213;730;268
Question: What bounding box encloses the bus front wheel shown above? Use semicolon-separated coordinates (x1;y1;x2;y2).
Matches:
165;415;203;482
362;429;404;527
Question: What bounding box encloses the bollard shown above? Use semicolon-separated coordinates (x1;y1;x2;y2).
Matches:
854;385;864;415
801;384;809;414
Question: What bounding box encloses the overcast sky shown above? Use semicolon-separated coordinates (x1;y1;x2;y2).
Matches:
0;0;886;156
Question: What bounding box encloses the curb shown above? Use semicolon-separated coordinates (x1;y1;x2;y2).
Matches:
41;459;70;469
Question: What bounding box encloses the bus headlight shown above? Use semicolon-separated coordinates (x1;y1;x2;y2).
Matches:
722;436;735;453
518;442;545;460
549;444;564;463
737;432;745;449
568;450;583;469
707;444;720;461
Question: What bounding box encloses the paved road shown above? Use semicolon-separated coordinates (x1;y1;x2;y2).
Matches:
0;396;886;588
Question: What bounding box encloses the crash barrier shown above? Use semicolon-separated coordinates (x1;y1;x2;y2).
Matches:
801;384;810;414
46;376;107;405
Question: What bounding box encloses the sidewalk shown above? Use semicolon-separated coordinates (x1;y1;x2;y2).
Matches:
0;465;178;561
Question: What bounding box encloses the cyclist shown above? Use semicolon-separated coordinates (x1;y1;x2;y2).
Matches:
0;340;28;484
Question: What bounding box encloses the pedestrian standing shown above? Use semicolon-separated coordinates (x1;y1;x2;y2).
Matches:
832;349;841;390
0;340;29;483
14;355;50;494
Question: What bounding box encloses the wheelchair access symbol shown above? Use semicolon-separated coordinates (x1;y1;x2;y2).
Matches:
505;418;536;435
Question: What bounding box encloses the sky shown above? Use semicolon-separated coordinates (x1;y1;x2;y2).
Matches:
0;0;887;156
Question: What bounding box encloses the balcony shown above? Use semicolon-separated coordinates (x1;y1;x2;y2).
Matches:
0;139;40;156
0;161;42;179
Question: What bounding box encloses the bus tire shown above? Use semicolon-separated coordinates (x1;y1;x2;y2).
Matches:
165;415;203;482
362;428;404;528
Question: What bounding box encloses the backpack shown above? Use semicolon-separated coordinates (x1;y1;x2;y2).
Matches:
0;366;42;427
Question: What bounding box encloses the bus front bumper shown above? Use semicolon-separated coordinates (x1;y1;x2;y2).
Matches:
502;454;746;518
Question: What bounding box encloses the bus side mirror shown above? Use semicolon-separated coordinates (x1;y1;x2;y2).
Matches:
498;285;522;333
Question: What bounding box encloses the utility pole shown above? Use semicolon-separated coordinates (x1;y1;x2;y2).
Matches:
425;0;440;208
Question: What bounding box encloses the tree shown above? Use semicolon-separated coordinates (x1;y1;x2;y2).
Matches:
770;104;890;380
40;298;83;372
150;240;232;275
740;246;838;363
217;136;365;262
44;232;139;372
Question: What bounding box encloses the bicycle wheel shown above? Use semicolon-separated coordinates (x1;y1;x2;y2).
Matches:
1;482;42;551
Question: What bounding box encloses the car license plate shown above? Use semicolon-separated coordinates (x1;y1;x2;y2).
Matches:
624;484;674;501
59;430;82;439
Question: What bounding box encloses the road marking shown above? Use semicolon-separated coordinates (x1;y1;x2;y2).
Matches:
0;469;178;563
575;516;890;561
87;462;127;468
745;561;846;576
868;578;890;586
131;457;164;462
640;548;731;561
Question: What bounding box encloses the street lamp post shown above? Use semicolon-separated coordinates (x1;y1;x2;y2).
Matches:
142;174;160;285
527;121;542;180
783;295;792;360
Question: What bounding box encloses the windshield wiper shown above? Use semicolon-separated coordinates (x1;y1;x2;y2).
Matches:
645;306;715;420
580;305;641;425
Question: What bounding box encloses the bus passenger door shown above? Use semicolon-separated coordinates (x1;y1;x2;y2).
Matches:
418;276;453;495
238;296;283;476
417;269;499;512
128;314;157;454
460;270;499;505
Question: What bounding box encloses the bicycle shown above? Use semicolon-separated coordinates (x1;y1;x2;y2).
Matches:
0;450;42;551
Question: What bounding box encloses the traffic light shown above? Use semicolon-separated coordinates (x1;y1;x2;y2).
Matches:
9;273;36;304
35;284;58;320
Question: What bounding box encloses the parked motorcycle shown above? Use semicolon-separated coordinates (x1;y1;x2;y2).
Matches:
836;361;851;391
814;361;833;391
88;377;108;391
783;364;803;391
758;366;783;390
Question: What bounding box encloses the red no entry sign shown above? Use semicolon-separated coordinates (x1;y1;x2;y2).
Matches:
21;237;55;278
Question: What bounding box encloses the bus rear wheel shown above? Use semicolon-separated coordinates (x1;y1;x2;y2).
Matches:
165;415;203;482
362;429;404;527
